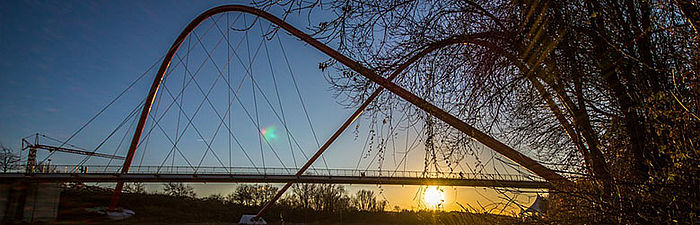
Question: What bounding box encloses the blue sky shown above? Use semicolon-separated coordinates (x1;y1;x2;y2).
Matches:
0;0;540;212
0;0;450;177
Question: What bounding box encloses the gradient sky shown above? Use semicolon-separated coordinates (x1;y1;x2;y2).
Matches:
0;0;541;213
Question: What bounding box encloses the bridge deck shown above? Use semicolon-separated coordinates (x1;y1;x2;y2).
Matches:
1;165;550;189
0;173;550;189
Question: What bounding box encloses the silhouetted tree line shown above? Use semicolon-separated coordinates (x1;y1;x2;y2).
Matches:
162;182;196;198
255;0;698;224
202;183;387;212
59;183;395;224
60;182;513;224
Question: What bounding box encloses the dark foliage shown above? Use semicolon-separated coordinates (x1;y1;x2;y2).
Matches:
255;0;699;223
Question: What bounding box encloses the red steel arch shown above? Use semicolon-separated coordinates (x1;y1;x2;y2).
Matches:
109;4;567;211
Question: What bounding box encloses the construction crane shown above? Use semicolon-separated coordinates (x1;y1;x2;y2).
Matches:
21;133;125;173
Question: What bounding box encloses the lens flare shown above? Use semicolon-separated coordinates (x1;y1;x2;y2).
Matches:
261;126;277;141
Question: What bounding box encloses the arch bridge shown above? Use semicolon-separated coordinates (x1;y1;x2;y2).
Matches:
3;5;569;221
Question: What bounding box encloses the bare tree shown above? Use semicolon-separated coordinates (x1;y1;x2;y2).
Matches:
124;182;146;194
352;190;376;211
352;189;387;212
162;182;196;198
312;184;349;212
0;145;20;172
290;183;316;209
230;184;279;206
252;185;279;206
258;0;699;223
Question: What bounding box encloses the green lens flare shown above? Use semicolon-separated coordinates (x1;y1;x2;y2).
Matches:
261;126;277;141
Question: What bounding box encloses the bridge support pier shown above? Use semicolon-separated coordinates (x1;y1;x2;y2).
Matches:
0;182;60;224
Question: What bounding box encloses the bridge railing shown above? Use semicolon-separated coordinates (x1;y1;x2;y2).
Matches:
10;164;546;182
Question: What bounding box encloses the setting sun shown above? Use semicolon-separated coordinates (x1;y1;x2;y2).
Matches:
423;186;445;209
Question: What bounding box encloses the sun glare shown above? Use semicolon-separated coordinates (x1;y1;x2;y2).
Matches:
423;186;445;209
